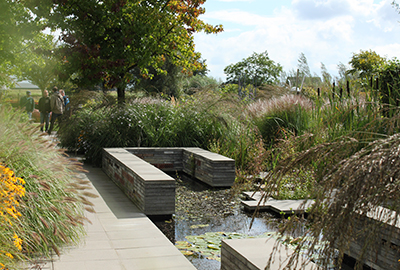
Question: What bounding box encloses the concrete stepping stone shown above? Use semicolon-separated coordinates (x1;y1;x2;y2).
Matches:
241;191;314;215
221;237;317;270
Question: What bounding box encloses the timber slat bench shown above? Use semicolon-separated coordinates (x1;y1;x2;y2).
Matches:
102;147;236;217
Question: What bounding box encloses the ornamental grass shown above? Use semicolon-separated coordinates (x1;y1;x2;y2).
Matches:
0;103;95;269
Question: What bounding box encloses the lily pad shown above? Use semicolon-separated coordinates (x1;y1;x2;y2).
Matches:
190;224;210;229
207;244;220;250
180;250;194;256
175;241;191;249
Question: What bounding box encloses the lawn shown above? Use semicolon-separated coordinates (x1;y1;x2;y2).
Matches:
1;89;42;102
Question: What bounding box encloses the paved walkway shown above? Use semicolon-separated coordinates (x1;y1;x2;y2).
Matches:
49;164;196;270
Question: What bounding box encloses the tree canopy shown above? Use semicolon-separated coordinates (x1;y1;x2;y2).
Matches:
348;49;386;79
0;0;42;87
17;33;59;93
223;50;282;87
24;0;223;103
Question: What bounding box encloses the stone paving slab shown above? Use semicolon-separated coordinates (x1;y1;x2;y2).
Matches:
221;237;317;270
241;191;314;215
242;191;265;201
48;164;196;270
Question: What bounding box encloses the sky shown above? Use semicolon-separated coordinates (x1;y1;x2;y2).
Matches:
193;0;400;81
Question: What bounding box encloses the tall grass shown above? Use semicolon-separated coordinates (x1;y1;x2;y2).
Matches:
57;90;271;190
0;103;94;269
249;94;313;147
58;93;229;165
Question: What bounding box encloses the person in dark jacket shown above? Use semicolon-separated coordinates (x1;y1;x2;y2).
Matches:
38;90;51;132
19;91;35;120
47;86;64;135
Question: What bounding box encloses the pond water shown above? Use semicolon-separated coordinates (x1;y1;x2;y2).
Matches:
152;172;294;270
152;172;359;270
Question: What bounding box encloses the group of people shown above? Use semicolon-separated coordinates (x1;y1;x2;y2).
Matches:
19;86;69;135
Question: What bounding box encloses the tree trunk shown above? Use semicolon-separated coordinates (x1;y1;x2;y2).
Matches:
117;86;125;105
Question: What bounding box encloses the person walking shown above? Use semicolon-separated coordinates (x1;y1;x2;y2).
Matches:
19;91;35;120
38;90;51;132
59;89;70;117
47;87;64;135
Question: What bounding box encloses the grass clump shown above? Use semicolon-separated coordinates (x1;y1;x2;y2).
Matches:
0;103;94;269
250;94;313;146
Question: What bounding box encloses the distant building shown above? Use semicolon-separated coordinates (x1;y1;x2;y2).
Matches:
11;81;40;89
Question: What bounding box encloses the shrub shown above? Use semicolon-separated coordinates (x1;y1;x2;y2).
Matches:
58;96;227;165
379;59;400;116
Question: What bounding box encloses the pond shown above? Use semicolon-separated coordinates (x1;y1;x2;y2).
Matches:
152;172;362;270
152;172;296;270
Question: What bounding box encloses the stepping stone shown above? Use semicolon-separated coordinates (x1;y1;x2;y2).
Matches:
242;191;264;201
241;191;314;215
221;237;317;270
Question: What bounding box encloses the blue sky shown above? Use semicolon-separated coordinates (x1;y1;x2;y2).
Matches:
193;0;400;81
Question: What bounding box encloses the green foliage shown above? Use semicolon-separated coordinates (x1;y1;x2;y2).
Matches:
252;95;313;146
379;58;400;112
181;75;221;95
273;169;317;200
0;0;42;87
348;49;386;79
18;33;60;92
297;52;311;78
208;119;265;172
301;86;319;102
224;50;283;86
219;83;238;94
133;56;185;98
58;96;226;165
25;0;223;103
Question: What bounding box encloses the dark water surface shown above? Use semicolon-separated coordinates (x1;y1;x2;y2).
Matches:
152;172;364;270
153;173;287;270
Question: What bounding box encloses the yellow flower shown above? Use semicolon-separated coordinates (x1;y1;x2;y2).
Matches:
13;233;23;251
5;252;13;259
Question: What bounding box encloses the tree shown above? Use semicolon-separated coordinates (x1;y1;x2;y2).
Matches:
0;0;42;87
297;52;311;78
133;56;185;97
223;50;282;87
348;49;386;80
25;0;223;104
378;58;400;110
320;62;332;85
18;33;59;93
133;57;208;97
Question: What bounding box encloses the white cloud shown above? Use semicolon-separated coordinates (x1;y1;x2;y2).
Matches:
373;43;400;59
292;0;352;20
202;10;269;26
217;0;254;2
194;0;400;80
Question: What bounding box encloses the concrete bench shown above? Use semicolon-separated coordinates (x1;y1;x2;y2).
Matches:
102;147;235;216
127;147;236;187
102;148;175;216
